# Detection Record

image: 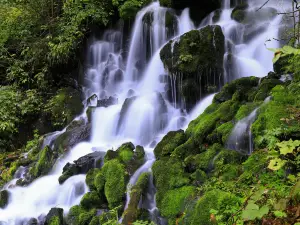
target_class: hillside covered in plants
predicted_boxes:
[0,0,299,225]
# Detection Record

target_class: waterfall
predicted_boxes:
[0,0,291,224]
[226,96,272,154]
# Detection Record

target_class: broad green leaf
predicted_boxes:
[277,139,300,155]
[273,210,287,218]
[258,205,269,218]
[242,209,258,221]
[245,203,259,210]
[268,158,286,171]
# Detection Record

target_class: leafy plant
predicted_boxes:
[268,139,300,171]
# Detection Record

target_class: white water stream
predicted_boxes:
[0,0,291,224]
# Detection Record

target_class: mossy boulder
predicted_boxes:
[67,205,97,225]
[102,159,127,208]
[160,26,225,109]
[80,191,105,210]
[59,152,103,184]
[231,3,249,23]
[184,144,220,173]
[45,87,83,130]
[44,208,64,225]
[122,172,150,225]
[0,190,9,209]
[188,190,242,225]
[154,130,186,159]
[105,143,145,175]
[31,146,55,178]
[152,158,190,210]
[53,123,91,154]
[231,5,277,24]
[160,186,195,224]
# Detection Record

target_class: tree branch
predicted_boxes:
[256,0,271,11]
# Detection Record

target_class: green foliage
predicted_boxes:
[45,87,83,129]
[160,186,195,219]
[119,0,150,20]
[32,145,54,177]
[101,159,126,208]
[267,139,300,171]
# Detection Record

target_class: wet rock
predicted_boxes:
[97,96,118,108]
[53,123,91,153]
[160,25,225,110]
[86,106,96,123]
[0,190,9,209]
[231,3,249,23]
[26,218,38,225]
[44,208,64,225]
[154,130,186,159]
[127,89,135,97]
[160,0,221,24]
[59,152,104,184]
[114,69,124,83]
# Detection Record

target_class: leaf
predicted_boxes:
[268,158,286,171]
[242,209,258,221]
[257,205,269,219]
[273,210,287,218]
[245,203,259,211]
[277,139,300,155]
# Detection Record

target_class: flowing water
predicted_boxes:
[227,96,272,154]
[0,0,291,224]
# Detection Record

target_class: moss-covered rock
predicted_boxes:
[231,3,248,23]
[154,130,186,159]
[153,158,190,210]
[67,205,97,225]
[53,123,91,154]
[85,168,101,191]
[188,190,241,225]
[0,190,9,209]
[160,26,225,109]
[32,146,55,178]
[102,159,127,208]
[122,172,150,225]
[160,186,195,223]
[44,208,64,225]
[80,191,105,210]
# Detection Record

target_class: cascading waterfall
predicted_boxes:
[226,96,272,154]
[0,0,291,224]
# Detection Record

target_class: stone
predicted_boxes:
[59,152,104,184]
[97,96,118,108]
[44,208,64,225]
[0,190,9,209]
[160,25,225,110]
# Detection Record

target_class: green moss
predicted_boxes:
[160,186,195,220]
[78,209,97,225]
[153,158,190,209]
[0,190,9,209]
[85,168,101,190]
[122,173,150,224]
[190,169,207,185]
[101,159,126,208]
[48,216,61,225]
[213,149,246,170]
[184,144,219,172]
[67,205,85,225]
[154,130,186,158]
[88,216,100,225]
[235,103,260,121]
[119,0,151,20]
[189,190,242,225]
[117,142,134,163]
[32,145,54,178]
[80,191,104,210]
[94,171,105,194]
